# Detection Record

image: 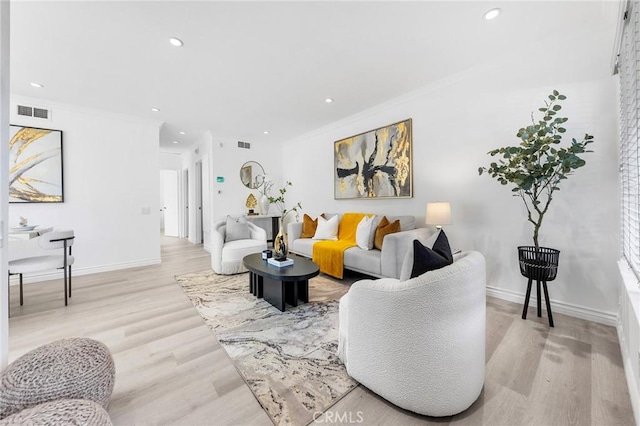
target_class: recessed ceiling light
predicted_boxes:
[30,82,44,88]
[483,8,501,20]
[169,37,184,47]
[325,98,334,103]
[179,131,186,135]
[151,107,160,112]
[263,131,269,135]
[172,141,179,144]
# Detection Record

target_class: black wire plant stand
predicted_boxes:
[518,246,560,327]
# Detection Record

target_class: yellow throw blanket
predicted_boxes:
[312,213,367,279]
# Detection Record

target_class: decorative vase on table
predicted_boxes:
[273,218,288,261]
[258,194,270,215]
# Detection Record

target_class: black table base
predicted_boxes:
[244,253,318,312]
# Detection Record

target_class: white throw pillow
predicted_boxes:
[399,229,441,281]
[368,215,382,249]
[356,215,377,250]
[225,215,250,242]
[313,215,339,241]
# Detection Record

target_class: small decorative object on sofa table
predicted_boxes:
[258,175,274,215]
[245,193,258,214]
[274,218,289,261]
[425,202,451,230]
[268,257,294,267]
[269,181,302,261]
[478,90,595,327]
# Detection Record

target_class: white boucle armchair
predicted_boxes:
[211,220,267,274]
[337,251,486,417]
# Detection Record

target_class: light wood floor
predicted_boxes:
[7,237,635,426]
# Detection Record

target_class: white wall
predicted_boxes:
[159,151,183,170]
[0,0,9,369]
[282,30,620,323]
[8,96,162,279]
[209,137,283,223]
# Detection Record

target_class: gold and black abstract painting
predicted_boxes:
[334,118,412,199]
[9,125,63,203]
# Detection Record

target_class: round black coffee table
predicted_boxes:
[243,253,320,312]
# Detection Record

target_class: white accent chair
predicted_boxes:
[211,220,267,274]
[337,251,486,417]
[8,229,75,308]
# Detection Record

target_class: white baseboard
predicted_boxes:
[203,243,211,253]
[486,285,617,326]
[617,323,640,426]
[9,257,161,285]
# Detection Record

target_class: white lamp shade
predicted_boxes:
[426,202,452,226]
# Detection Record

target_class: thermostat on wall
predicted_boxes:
[216,176,224,183]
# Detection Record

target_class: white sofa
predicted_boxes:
[287,215,434,279]
[337,251,486,417]
[211,220,267,274]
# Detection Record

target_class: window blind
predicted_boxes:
[619,1,640,277]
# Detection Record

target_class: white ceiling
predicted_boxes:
[9,1,619,153]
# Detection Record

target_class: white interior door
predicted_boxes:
[183,169,189,238]
[195,161,203,244]
[161,170,179,237]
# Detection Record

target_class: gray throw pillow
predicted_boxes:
[225,216,250,242]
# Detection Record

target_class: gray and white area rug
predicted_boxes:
[175,270,358,426]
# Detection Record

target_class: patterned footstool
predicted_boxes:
[0,399,112,426]
[0,338,115,419]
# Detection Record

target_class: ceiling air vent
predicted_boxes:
[17,105,33,117]
[237,141,251,149]
[16,104,51,120]
[33,108,49,119]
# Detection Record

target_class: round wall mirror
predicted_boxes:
[240,161,265,189]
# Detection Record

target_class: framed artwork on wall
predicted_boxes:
[334,118,413,199]
[9,125,64,203]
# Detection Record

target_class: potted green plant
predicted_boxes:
[478,90,595,326]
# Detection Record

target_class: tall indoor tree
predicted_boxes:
[478,90,595,248]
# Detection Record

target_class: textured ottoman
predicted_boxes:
[0,399,112,426]
[0,338,115,419]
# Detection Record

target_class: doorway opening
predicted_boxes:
[160,169,179,237]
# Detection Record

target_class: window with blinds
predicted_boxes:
[619,1,640,277]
